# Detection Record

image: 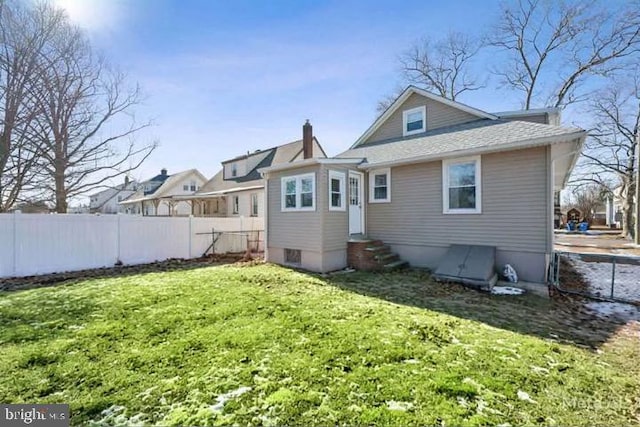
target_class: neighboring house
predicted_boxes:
[183,125,327,218]
[119,168,207,216]
[259,86,587,284]
[566,208,581,222]
[605,186,625,228]
[88,177,138,214]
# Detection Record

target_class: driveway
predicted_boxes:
[554,230,640,256]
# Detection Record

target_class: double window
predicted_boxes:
[369,168,390,203]
[328,171,346,211]
[281,173,315,211]
[443,156,481,214]
[402,106,426,136]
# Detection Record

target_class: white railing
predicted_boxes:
[0,213,264,278]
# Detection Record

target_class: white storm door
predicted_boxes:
[349,172,363,235]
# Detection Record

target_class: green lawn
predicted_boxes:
[0,263,638,426]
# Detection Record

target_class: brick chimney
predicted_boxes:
[303,119,313,159]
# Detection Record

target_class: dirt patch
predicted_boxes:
[0,253,263,292]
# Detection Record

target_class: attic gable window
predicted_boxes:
[231,164,238,177]
[402,106,426,136]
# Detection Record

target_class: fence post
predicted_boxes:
[610,257,616,299]
[188,215,193,259]
[12,211,18,276]
[117,214,121,263]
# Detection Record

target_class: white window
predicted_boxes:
[251,193,259,216]
[183,184,189,191]
[232,195,239,214]
[442,156,482,214]
[402,106,426,136]
[190,180,197,191]
[281,173,315,211]
[232,163,238,177]
[369,168,391,203]
[328,170,346,211]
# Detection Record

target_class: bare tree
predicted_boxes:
[378,32,484,112]
[567,184,608,223]
[487,0,640,109]
[573,71,639,236]
[0,1,63,212]
[400,32,484,101]
[34,17,156,213]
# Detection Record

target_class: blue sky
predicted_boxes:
[55,0,522,183]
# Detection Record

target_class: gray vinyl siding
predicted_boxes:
[267,165,323,252]
[366,146,550,254]
[267,164,350,253]
[322,165,350,252]
[364,93,479,145]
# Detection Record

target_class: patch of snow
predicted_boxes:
[585,301,640,321]
[570,257,640,301]
[210,386,252,413]
[386,401,414,411]
[530,365,550,375]
[517,390,537,404]
[491,286,525,295]
[100,405,125,417]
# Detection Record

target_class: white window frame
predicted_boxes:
[232,195,239,214]
[442,155,482,214]
[250,193,259,216]
[402,105,426,136]
[281,173,316,212]
[328,170,346,211]
[369,168,391,203]
[231,163,238,177]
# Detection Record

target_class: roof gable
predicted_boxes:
[351,86,497,149]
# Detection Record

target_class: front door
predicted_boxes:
[349,172,364,235]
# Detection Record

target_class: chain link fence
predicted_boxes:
[551,251,640,304]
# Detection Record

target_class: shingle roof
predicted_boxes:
[196,137,325,195]
[120,169,206,204]
[337,119,585,166]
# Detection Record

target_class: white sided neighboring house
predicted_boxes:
[119,168,208,216]
[89,177,138,214]
[182,124,327,218]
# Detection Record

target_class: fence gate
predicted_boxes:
[551,251,640,305]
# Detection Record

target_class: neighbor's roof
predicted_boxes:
[120,169,207,204]
[195,137,326,195]
[337,119,586,168]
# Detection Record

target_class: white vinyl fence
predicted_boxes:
[0,213,264,278]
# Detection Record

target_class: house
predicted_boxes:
[119,168,207,216]
[259,86,586,284]
[183,130,326,218]
[566,208,581,222]
[88,176,138,214]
